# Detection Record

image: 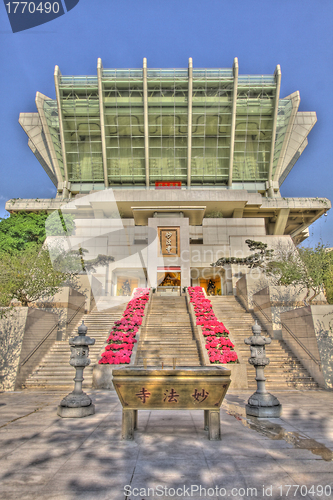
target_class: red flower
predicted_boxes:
[99,290,150,364]
[188,287,238,365]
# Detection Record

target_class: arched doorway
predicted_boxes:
[190,268,226,295]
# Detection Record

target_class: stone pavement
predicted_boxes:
[0,388,332,500]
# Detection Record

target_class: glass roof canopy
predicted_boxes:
[19,59,316,197]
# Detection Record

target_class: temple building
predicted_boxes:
[7,58,330,300]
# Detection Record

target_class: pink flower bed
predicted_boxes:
[188,286,238,364]
[99,288,150,365]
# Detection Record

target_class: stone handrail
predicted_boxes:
[130,289,153,366]
[19,322,58,368]
[185,289,210,366]
[66,300,86,327]
[18,299,86,369]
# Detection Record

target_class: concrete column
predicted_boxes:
[187,57,193,188]
[143,58,150,188]
[54,65,69,184]
[233,207,244,218]
[97,58,109,188]
[228,57,238,187]
[267,65,281,196]
[273,208,290,235]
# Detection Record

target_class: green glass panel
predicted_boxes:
[102,75,145,185]
[232,81,275,182]
[190,76,233,184]
[60,85,103,183]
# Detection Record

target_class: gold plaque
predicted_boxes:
[158,227,180,256]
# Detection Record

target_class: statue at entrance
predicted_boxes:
[207,280,215,296]
[121,280,131,296]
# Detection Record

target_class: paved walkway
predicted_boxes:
[0,388,332,500]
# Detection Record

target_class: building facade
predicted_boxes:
[8,59,330,303]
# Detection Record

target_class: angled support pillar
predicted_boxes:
[97,58,109,188]
[143,58,150,188]
[267,65,281,197]
[273,208,290,235]
[54,66,69,192]
[228,57,238,187]
[187,57,193,188]
[273,91,300,184]
[35,92,64,187]
[233,208,244,218]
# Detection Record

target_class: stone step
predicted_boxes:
[139,342,197,346]
[137,354,198,358]
[134,295,201,367]
[209,296,318,390]
[24,304,127,389]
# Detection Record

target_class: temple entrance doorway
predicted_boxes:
[157,271,181,287]
[200,277,221,296]
[116,277,139,296]
[156,267,181,295]
[191,268,225,295]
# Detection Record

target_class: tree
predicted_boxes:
[211,239,274,269]
[0,245,79,308]
[0,210,75,254]
[323,250,333,304]
[0,244,115,309]
[0,211,113,311]
[0,211,48,254]
[211,239,333,305]
[268,243,333,305]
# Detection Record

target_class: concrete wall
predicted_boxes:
[236,273,270,310]
[202,218,266,246]
[252,285,327,339]
[0,307,59,391]
[280,306,328,388]
[75,274,101,312]
[0,308,28,391]
[251,287,275,338]
[310,305,333,390]
[36,286,86,340]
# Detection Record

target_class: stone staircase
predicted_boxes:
[24,304,127,389]
[209,296,318,390]
[135,295,201,367]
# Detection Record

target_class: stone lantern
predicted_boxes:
[244,321,282,418]
[57,321,95,418]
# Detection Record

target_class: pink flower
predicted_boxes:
[188,286,238,365]
[99,289,150,365]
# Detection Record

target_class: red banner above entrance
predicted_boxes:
[155,181,181,189]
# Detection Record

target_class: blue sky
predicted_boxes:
[1,0,332,245]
